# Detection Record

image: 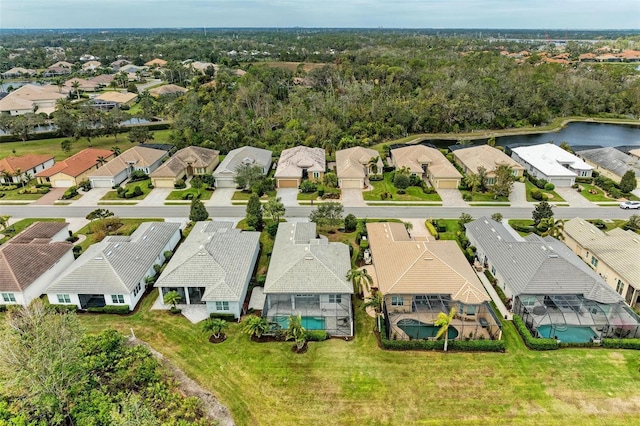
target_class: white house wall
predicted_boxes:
[206,300,241,318]
[46,292,82,307]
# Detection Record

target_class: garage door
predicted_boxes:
[215,178,237,188]
[436,179,459,189]
[549,177,573,188]
[153,178,175,188]
[90,178,113,188]
[340,179,362,189]
[53,179,73,188]
[277,179,298,188]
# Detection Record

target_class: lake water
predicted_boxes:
[0,118,150,135]
[0,81,43,92]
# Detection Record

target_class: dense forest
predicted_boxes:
[1,30,640,153]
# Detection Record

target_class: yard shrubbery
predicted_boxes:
[602,338,640,350]
[305,330,329,341]
[381,338,505,352]
[513,315,559,350]
[87,305,130,314]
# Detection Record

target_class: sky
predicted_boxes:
[1,0,639,30]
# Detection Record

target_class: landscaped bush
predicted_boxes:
[62,186,78,199]
[78,180,92,191]
[305,330,329,341]
[602,339,640,350]
[607,187,623,199]
[209,313,236,321]
[317,187,325,197]
[299,180,317,193]
[87,305,130,314]
[129,170,149,182]
[575,177,593,184]
[266,222,279,238]
[0,305,6,312]
[0,185,18,191]
[436,220,447,232]
[513,315,558,350]
[170,307,182,314]
[544,183,555,191]
[590,219,606,229]
[393,173,410,190]
[344,214,357,232]
[199,174,215,187]
[425,220,439,239]
[530,189,544,201]
[449,340,505,352]
[47,304,78,313]
[66,235,79,243]
[368,174,383,181]
[256,275,266,285]
[174,179,186,189]
[462,193,472,201]
[381,338,505,352]
[359,239,369,250]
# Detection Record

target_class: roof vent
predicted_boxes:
[541,246,547,251]
[94,256,103,260]
[304,254,314,260]
[548,254,559,258]
[106,251,113,256]
[114,243,120,248]
[423,257,433,261]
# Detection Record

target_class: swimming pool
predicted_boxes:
[397,318,459,340]
[536,325,597,343]
[273,316,326,330]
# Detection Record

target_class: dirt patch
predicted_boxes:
[128,336,235,426]
[547,388,640,415]
[208,334,227,344]
[291,341,308,354]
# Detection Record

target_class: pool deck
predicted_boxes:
[389,313,494,341]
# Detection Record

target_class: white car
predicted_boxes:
[620,201,640,209]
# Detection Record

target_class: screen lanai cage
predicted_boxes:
[263,293,353,337]
[383,294,503,342]
[516,294,640,343]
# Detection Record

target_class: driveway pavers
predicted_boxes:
[554,187,595,208]
[206,188,235,206]
[341,188,366,207]
[276,188,299,207]
[30,188,66,205]
[437,189,469,207]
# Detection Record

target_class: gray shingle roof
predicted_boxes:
[264,222,352,294]
[48,222,180,294]
[466,217,621,304]
[213,146,272,178]
[576,147,640,178]
[154,221,260,301]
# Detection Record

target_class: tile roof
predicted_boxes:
[145,58,168,66]
[453,145,524,174]
[48,222,180,294]
[94,91,138,104]
[64,78,100,91]
[89,74,115,85]
[0,222,73,292]
[335,147,382,179]
[148,84,187,97]
[563,218,640,288]
[264,222,352,294]
[391,145,461,179]
[213,146,272,178]
[88,146,166,178]
[155,221,260,302]
[576,147,640,179]
[511,143,592,177]
[36,148,113,178]
[150,146,219,178]
[367,222,489,304]
[629,148,640,159]
[0,84,67,112]
[274,146,326,178]
[466,217,621,304]
[0,154,54,174]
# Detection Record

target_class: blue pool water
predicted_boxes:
[397,318,459,340]
[537,325,597,343]
[274,316,326,330]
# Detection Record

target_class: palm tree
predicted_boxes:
[540,218,565,239]
[363,291,384,331]
[55,78,64,93]
[13,168,24,188]
[71,80,81,100]
[0,215,10,231]
[464,173,482,193]
[0,170,13,184]
[242,315,270,339]
[396,166,411,176]
[346,268,374,297]
[56,97,72,111]
[286,314,306,351]
[435,307,456,352]
[97,156,107,166]
[111,146,121,157]
[264,197,285,223]
[163,290,182,309]
[368,156,380,176]
[202,318,229,340]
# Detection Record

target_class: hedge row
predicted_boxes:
[48,304,79,313]
[381,338,505,352]
[209,313,236,321]
[305,330,329,341]
[513,315,558,350]
[87,305,130,314]
[602,339,640,350]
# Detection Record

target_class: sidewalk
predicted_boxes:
[476,270,512,320]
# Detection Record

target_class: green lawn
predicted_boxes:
[578,183,640,202]
[101,179,152,200]
[460,190,509,202]
[525,180,566,202]
[1,130,172,161]
[75,291,640,426]
[0,218,65,244]
[75,218,164,253]
[236,218,276,276]
[232,190,277,201]
[363,173,442,202]
[166,187,214,201]
[434,219,463,241]
[0,180,47,200]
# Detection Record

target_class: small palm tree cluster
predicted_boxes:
[202,318,228,341]
[346,268,373,297]
[286,314,306,351]
[435,307,457,352]
[242,315,270,339]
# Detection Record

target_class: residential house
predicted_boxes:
[1,67,36,78]
[118,64,147,74]
[145,58,167,67]
[263,222,353,336]
[88,146,168,188]
[155,221,260,319]
[0,84,67,116]
[629,148,640,160]
[82,60,102,72]
[187,61,218,74]
[274,146,325,188]
[0,222,74,307]
[367,222,501,341]
[91,91,138,110]
[88,74,116,87]
[0,154,55,183]
[150,146,219,188]
[335,146,383,189]
[148,84,187,98]
[110,59,131,70]
[576,147,640,187]
[466,217,640,342]
[452,145,525,185]
[35,148,114,187]
[46,222,181,311]
[511,143,592,187]
[213,146,272,188]
[562,218,640,310]
[49,61,74,69]
[65,78,101,92]
[79,54,98,62]
[43,62,72,77]
[390,145,462,189]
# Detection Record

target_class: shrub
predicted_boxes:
[170,307,182,314]
[513,315,558,350]
[608,187,623,199]
[256,275,267,286]
[0,185,18,191]
[317,187,325,197]
[590,219,606,229]
[266,222,279,238]
[575,177,593,184]
[0,305,6,312]
[393,173,410,190]
[200,174,215,186]
[422,186,436,194]
[425,220,439,239]
[78,180,92,191]
[62,186,78,200]
[182,192,194,200]
[436,220,447,232]
[209,313,236,321]
[396,189,405,194]
[602,339,640,350]
[381,338,505,352]
[147,182,154,189]
[300,180,317,193]
[129,170,149,182]
[368,174,383,181]
[535,178,548,189]
[87,305,130,314]
[66,235,79,243]
[174,179,186,189]
[530,189,543,201]
[359,239,369,250]
[544,183,555,191]
[47,304,78,313]
[305,330,329,341]
[462,193,472,201]
[344,214,357,232]
[132,185,143,197]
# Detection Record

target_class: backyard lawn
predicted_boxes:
[166,187,214,201]
[0,217,65,244]
[363,173,442,202]
[101,179,153,200]
[525,180,566,202]
[76,291,640,426]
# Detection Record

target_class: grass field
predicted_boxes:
[102,179,153,200]
[363,173,442,202]
[232,190,277,201]
[0,130,172,161]
[76,291,640,426]
[166,187,214,201]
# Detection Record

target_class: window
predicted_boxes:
[133,283,142,297]
[512,170,519,177]
[111,295,125,304]
[581,171,589,177]
[486,177,495,185]
[391,296,404,306]
[215,301,230,311]
[491,266,496,275]
[591,257,598,268]
[329,294,341,303]
[312,172,320,178]
[616,280,625,295]
[585,251,589,258]
[57,294,71,303]
[1,293,16,303]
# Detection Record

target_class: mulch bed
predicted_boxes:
[208,334,227,344]
[291,341,308,354]
[250,334,285,343]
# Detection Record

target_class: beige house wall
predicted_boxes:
[384,294,413,314]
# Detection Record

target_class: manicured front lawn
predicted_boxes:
[0,218,65,244]
[0,179,48,200]
[525,180,565,202]
[101,179,152,200]
[460,190,509,202]
[435,219,463,241]
[363,173,442,202]
[166,187,214,201]
[578,183,640,202]
[75,217,164,253]
[76,290,640,426]
[232,190,277,201]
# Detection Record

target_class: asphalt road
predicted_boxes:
[1,204,636,221]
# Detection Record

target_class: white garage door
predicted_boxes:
[53,179,73,188]
[340,179,362,189]
[215,178,237,188]
[549,177,574,188]
[90,178,113,188]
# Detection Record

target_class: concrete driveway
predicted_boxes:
[137,188,173,206]
[70,187,111,206]
[554,187,595,207]
[509,182,530,207]
[277,188,299,207]
[341,189,366,207]
[206,188,235,206]
[437,189,468,207]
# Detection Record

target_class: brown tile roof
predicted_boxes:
[0,154,54,174]
[148,84,187,97]
[367,222,489,304]
[145,58,167,66]
[9,222,68,244]
[94,91,138,104]
[36,148,114,178]
[453,145,524,175]
[150,146,219,178]
[88,146,166,178]
[336,147,382,179]
[391,145,461,179]
[89,74,115,85]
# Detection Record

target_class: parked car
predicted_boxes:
[619,201,640,209]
